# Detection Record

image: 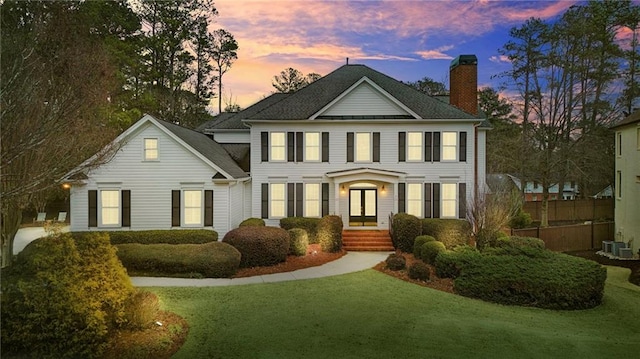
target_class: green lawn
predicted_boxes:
[151,267,639,359]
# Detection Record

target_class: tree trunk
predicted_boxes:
[541,182,550,228]
[1,204,23,267]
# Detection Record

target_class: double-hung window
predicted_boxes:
[183,190,202,226]
[270,132,286,161]
[270,183,286,218]
[304,183,321,217]
[406,183,422,217]
[89,189,130,228]
[144,138,158,161]
[100,190,120,226]
[305,133,320,161]
[407,132,423,161]
[441,183,457,218]
[355,133,371,162]
[442,132,457,161]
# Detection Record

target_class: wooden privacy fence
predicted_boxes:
[523,198,613,222]
[511,221,615,252]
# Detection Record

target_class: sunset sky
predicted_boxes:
[212,0,579,111]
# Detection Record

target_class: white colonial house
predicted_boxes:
[611,110,640,256]
[65,55,488,238]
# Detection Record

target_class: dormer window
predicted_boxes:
[144,138,158,161]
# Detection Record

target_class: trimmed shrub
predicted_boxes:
[280,217,321,243]
[317,215,343,253]
[116,241,241,277]
[420,240,447,265]
[74,229,218,245]
[385,253,406,270]
[509,208,533,229]
[413,235,436,257]
[454,252,607,310]
[421,219,471,248]
[475,228,501,251]
[1,232,133,358]
[434,246,482,279]
[391,213,422,252]
[408,261,431,281]
[240,218,265,227]
[497,236,545,250]
[124,290,160,330]
[223,226,290,267]
[288,228,309,256]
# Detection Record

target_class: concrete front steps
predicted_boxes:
[342,230,394,251]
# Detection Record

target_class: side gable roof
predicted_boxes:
[198,93,291,132]
[611,110,640,129]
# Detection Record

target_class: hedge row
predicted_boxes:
[421,219,471,249]
[239,218,265,227]
[73,229,218,245]
[116,241,241,278]
[288,228,309,256]
[280,217,320,243]
[223,226,289,267]
[1,233,134,358]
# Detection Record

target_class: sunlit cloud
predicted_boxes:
[489,55,510,64]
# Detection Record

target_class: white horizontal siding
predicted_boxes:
[213,131,250,144]
[322,83,409,116]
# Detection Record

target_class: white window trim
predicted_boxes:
[304,132,321,162]
[143,138,159,161]
[636,128,640,151]
[442,132,458,162]
[270,132,286,162]
[441,183,458,218]
[616,131,622,157]
[270,183,286,219]
[355,132,372,163]
[304,183,321,218]
[406,183,422,217]
[182,189,203,227]
[99,189,121,227]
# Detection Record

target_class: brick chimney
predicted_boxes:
[449,54,478,116]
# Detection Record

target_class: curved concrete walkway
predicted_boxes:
[14,227,391,287]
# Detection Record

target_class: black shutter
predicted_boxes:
[295,183,303,217]
[205,190,214,226]
[433,183,440,218]
[287,183,295,217]
[261,184,269,219]
[424,183,432,218]
[171,190,180,227]
[398,183,406,213]
[322,132,329,162]
[425,132,432,162]
[296,132,303,162]
[459,132,467,162]
[347,132,354,162]
[398,132,406,162]
[122,190,131,227]
[322,183,329,216]
[458,183,467,219]
[433,132,441,162]
[261,132,269,162]
[287,132,295,162]
[88,190,97,227]
[373,132,380,162]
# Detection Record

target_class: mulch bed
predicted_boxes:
[373,252,455,294]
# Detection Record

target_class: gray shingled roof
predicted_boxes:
[611,110,640,129]
[200,64,484,132]
[155,118,248,179]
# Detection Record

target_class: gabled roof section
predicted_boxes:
[244,64,480,121]
[611,110,640,129]
[152,116,248,179]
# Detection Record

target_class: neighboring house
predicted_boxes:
[66,55,488,236]
[611,110,640,254]
[522,181,579,201]
[592,185,613,199]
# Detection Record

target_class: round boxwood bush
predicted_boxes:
[1,232,133,358]
[454,252,607,310]
[385,253,406,271]
[317,215,343,253]
[408,261,431,281]
[420,240,446,264]
[280,217,321,243]
[434,246,482,279]
[116,241,241,278]
[288,228,309,256]
[222,226,290,267]
[239,218,266,227]
[392,213,422,252]
[413,235,436,257]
